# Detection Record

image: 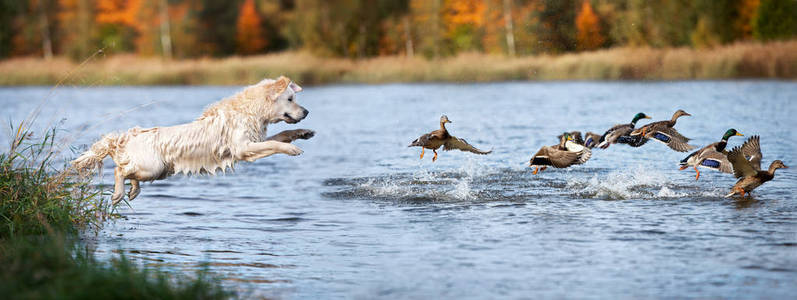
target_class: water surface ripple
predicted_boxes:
[1,81,796,299]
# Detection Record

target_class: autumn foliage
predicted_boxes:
[1,0,795,60]
[575,0,604,51]
[236,0,266,55]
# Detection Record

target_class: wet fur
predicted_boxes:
[72,76,311,205]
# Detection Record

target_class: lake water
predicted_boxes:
[1,81,796,299]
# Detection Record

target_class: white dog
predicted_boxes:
[72,76,314,205]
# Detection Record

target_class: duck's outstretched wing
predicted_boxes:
[728,145,758,178]
[647,127,695,152]
[737,135,762,170]
[564,141,591,164]
[530,146,580,168]
[443,136,491,154]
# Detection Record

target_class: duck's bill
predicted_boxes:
[644,116,651,119]
[736,132,744,136]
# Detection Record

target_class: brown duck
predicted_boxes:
[630,109,695,152]
[529,132,591,174]
[409,115,492,162]
[725,136,788,197]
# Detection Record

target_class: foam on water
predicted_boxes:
[566,165,684,200]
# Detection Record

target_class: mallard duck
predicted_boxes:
[558,131,602,149]
[584,132,602,149]
[558,131,584,145]
[629,109,696,152]
[408,115,492,162]
[725,136,788,197]
[596,112,651,149]
[529,132,591,174]
[678,128,744,180]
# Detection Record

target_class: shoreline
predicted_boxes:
[1,40,795,86]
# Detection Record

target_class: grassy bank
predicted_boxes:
[0,125,233,299]
[1,40,795,86]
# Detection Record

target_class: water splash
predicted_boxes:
[566,165,685,200]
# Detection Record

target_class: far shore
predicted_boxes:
[1,40,795,86]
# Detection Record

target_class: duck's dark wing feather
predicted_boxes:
[728,145,758,178]
[443,136,491,154]
[737,135,762,170]
[647,127,695,152]
[530,145,580,168]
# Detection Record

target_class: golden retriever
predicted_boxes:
[72,76,313,205]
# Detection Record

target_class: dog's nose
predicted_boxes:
[302,108,309,117]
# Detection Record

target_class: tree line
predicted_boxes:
[2,0,795,61]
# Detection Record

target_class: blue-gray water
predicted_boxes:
[1,81,796,299]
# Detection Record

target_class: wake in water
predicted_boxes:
[325,162,728,202]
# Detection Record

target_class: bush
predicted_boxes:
[0,124,234,299]
[753,0,797,41]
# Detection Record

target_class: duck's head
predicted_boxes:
[771,160,789,170]
[673,109,691,119]
[722,128,744,140]
[440,115,452,124]
[632,112,651,123]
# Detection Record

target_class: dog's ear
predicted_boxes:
[263,77,290,101]
[290,82,302,93]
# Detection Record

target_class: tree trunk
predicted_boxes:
[39,1,52,60]
[159,0,173,60]
[403,16,414,57]
[503,0,516,57]
[433,0,440,58]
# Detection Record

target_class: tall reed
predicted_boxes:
[1,40,795,86]
[0,124,234,299]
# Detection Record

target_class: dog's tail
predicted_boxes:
[72,133,121,175]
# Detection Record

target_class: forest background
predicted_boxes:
[1,0,795,85]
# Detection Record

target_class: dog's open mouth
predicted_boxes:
[283,113,300,124]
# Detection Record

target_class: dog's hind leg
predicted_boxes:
[240,141,303,162]
[111,167,126,205]
[128,179,140,201]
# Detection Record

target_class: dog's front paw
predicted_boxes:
[296,129,315,140]
[282,144,304,156]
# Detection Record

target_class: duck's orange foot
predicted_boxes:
[432,150,438,162]
[533,166,539,175]
[420,148,425,159]
[694,166,700,181]
[679,165,688,170]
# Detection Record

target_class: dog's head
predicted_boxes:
[258,76,309,124]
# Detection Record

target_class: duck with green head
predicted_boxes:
[679,128,744,180]
[596,112,651,149]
